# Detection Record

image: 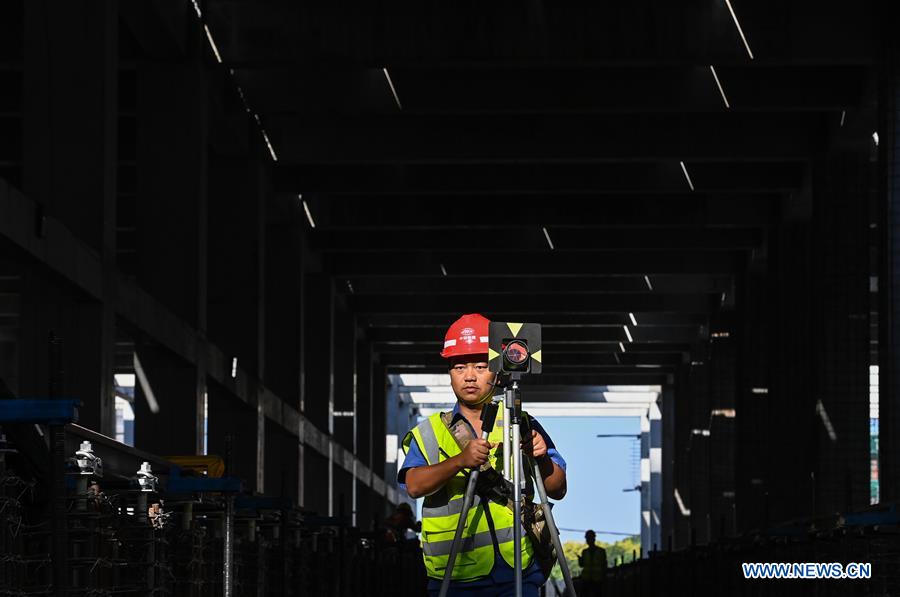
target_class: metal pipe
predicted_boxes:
[502,397,510,483]
[76,477,88,511]
[49,332,67,597]
[338,496,345,597]
[511,416,523,597]
[224,495,234,597]
[182,502,193,531]
[137,492,148,524]
[531,458,576,596]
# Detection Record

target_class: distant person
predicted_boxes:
[385,502,421,544]
[577,530,607,596]
[384,502,426,596]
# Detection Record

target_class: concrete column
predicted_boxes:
[23,0,117,253]
[298,443,306,508]
[264,199,303,405]
[264,197,304,502]
[687,349,711,544]
[354,337,374,528]
[265,421,297,501]
[135,26,206,328]
[332,294,355,451]
[134,18,207,451]
[296,226,311,507]
[302,273,333,513]
[372,361,388,517]
[21,0,117,435]
[133,343,197,456]
[809,155,871,515]
[256,400,265,495]
[207,155,267,376]
[649,399,662,553]
[669,364,693,550]
[18,275,107,422]
[350,315,359,525]
[356,336,373,469]
[256,171,267,497]
[206,151,269,491]
[735,262,771,533]
[0,258,19,395]
[303,448,330,515]
[707,311,736,541]
[327,280,335,516]
[880,30,900,502]
[385,377,401,488]
[303,274,332,429]
[766,220,816,524]
[660,383,676,550]
[207,381,257,483]
[639,409,651,556]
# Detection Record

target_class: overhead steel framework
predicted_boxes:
[0,0,892,578]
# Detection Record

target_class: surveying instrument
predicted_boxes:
[438,322,577,597]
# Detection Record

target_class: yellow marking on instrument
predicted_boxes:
[507,322,523,336]
[531,350,542,363]
[488,348,500,361]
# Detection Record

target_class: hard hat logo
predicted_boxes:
[440,314,491,359]
[460,326,477,345]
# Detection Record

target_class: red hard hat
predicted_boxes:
[440,313,490,359]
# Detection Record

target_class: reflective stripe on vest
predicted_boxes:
[422,526,515,557]
[422,494,481,519]
[404,410,534,582]
[413,418,440,465]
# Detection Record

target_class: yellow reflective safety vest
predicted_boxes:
[402,409,534,581]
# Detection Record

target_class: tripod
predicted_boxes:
[438,377,577,597]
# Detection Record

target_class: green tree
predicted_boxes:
[604,535,641,566]
[549,535,641,580]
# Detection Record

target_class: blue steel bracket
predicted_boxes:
[165,465,242,493]
[843,503,900,527]
[0,399,80,425]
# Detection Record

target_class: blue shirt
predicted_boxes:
[397,403,566,590]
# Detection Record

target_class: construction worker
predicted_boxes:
[398,313,567,596]
[576,530,607,596]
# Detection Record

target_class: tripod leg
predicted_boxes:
[511,422,523,597]
[437,466,481,597]
[529,456,577,597]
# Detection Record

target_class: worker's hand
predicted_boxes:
[458,438,491,469]
[522,430,548,459]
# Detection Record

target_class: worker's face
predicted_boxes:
[585,533,595,545]
[448,355,496,406]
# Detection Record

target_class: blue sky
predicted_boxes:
[537,415,642,545]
